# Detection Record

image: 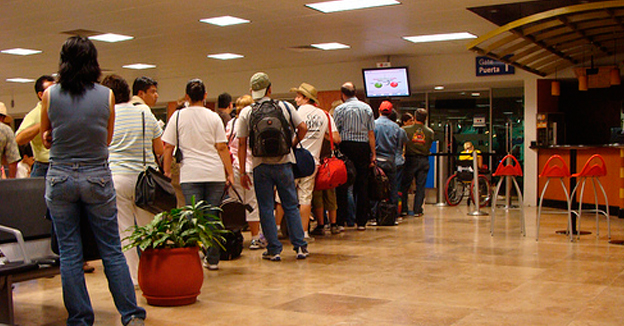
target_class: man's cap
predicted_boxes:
[379,101,393,114]
[0,102,12,123]
[289,82,319,104]
[250,72,271,100]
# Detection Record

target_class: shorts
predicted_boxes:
[312,188,337,211]
[275,169,317,206]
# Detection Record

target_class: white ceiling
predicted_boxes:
[0,0,528,103]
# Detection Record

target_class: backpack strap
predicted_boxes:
[282,101,302,149]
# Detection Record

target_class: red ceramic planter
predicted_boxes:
[138,246,204,306]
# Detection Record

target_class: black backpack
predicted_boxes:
[249,100,292,157]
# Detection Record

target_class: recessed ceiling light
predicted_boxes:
[434,86,445,90]
[1,48,42,56]
[311,42,350,50]
[208,53,244,60]
[306,0,400,13]
[89,33,134,43]
[403,32,477,44]
[200,16,250,26]
[6,78,35,83]
[123,63,156,70]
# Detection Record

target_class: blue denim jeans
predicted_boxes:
[30,161,49,177]
[45,163,145,326]
[401,156,430,215]
[181,182,225,265]
[253,163,306,255]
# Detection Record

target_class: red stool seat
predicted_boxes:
[493,154,523,177]
[539,154,571,178]
[571,154,606,178]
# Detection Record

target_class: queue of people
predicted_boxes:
[0,36,435,326]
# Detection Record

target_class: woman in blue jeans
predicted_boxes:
[162,79,234,271]
[40,36,145,326]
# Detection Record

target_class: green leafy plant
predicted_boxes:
[123,198,227,251]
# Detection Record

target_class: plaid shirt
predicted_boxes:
[1,123,20,164]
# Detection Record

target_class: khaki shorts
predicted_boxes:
[312,188,337,211]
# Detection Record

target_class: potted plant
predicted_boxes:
[123,198,226,306]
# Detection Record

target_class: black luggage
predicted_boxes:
[376,200,397,226]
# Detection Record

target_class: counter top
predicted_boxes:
[530,144,624,150]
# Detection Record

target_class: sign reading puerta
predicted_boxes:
[476,56,515,76]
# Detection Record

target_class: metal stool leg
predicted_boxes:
[490,178,504,236]
[536,178,551,241]
[511,176,525,236]
[593,177,611,239]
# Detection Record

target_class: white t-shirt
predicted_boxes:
[236,98,303,169]
[162,106,227,183]
[297,104,336,165]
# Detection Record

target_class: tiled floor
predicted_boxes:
[12,204,624,325]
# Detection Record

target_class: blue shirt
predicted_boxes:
[396,128,408,166]
[374,115,404,160]
[48,84,110,163]
[334,97,374,143]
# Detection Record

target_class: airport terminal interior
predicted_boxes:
[13,205,624,326]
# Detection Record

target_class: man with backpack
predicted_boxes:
[236,72,309,261]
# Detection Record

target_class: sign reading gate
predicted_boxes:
[476,56,515,76]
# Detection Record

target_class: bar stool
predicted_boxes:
[490,154,525,236]
[569,154,610,240]
[536,155,573,241]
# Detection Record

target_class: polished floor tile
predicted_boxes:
[11,203,624,325]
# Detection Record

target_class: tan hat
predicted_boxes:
[0,102,12,123]
[250,72,271,100]
[289,82,319,104]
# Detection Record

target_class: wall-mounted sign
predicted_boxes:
[476,56,515,76]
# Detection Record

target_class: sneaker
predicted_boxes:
[249,238,267,250]
[414,212,424,217]
[310,225,326,236]
[330,225,341,235]
[262,251,281,261]
[356,226,366,231]
[397,216,403,223]
[369,220,377,226]
[126,317,145,326]
[338,226,345,232]
[295,247,309,259]
[207,264,219,271]
[400,212,408,217]
[201,256,210,268]
[304,235,315,243]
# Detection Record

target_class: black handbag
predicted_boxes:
[135,112,177,214]
[369,165,391,201]
[335,149,356,188]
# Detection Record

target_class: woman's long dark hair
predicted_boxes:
[58,36,101,95]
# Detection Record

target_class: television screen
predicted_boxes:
[362,66,411,98]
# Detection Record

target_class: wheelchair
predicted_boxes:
[444,160,491,207]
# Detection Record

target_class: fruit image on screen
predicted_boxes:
[362,67,410,97]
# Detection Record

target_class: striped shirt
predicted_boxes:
[334,97,375,142]
[108,103,163,174]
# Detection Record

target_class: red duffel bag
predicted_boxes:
[315,111,347,191]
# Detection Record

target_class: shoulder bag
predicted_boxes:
[314,111,348,190]
[135,112,178,214]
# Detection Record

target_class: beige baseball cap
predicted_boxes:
[250,72,271,100]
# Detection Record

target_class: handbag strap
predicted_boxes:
[176,110,181,152]
[227,117,238,146]
[283,101,304,149]
[141,111,146,169]
[323,110,335,152]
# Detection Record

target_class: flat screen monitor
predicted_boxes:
[362,66,411,98]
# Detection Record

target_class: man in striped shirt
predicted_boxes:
[333,82,376,230]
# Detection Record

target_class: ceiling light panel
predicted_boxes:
[6,78,35,83]
[123,63,156,70]
[89,33,134,43]
[200,16,250,26]
[403,32,477,43]
[306,0,400,13]
[311,42,350,50]
[208,53,244,60]
[1,48,42,56]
